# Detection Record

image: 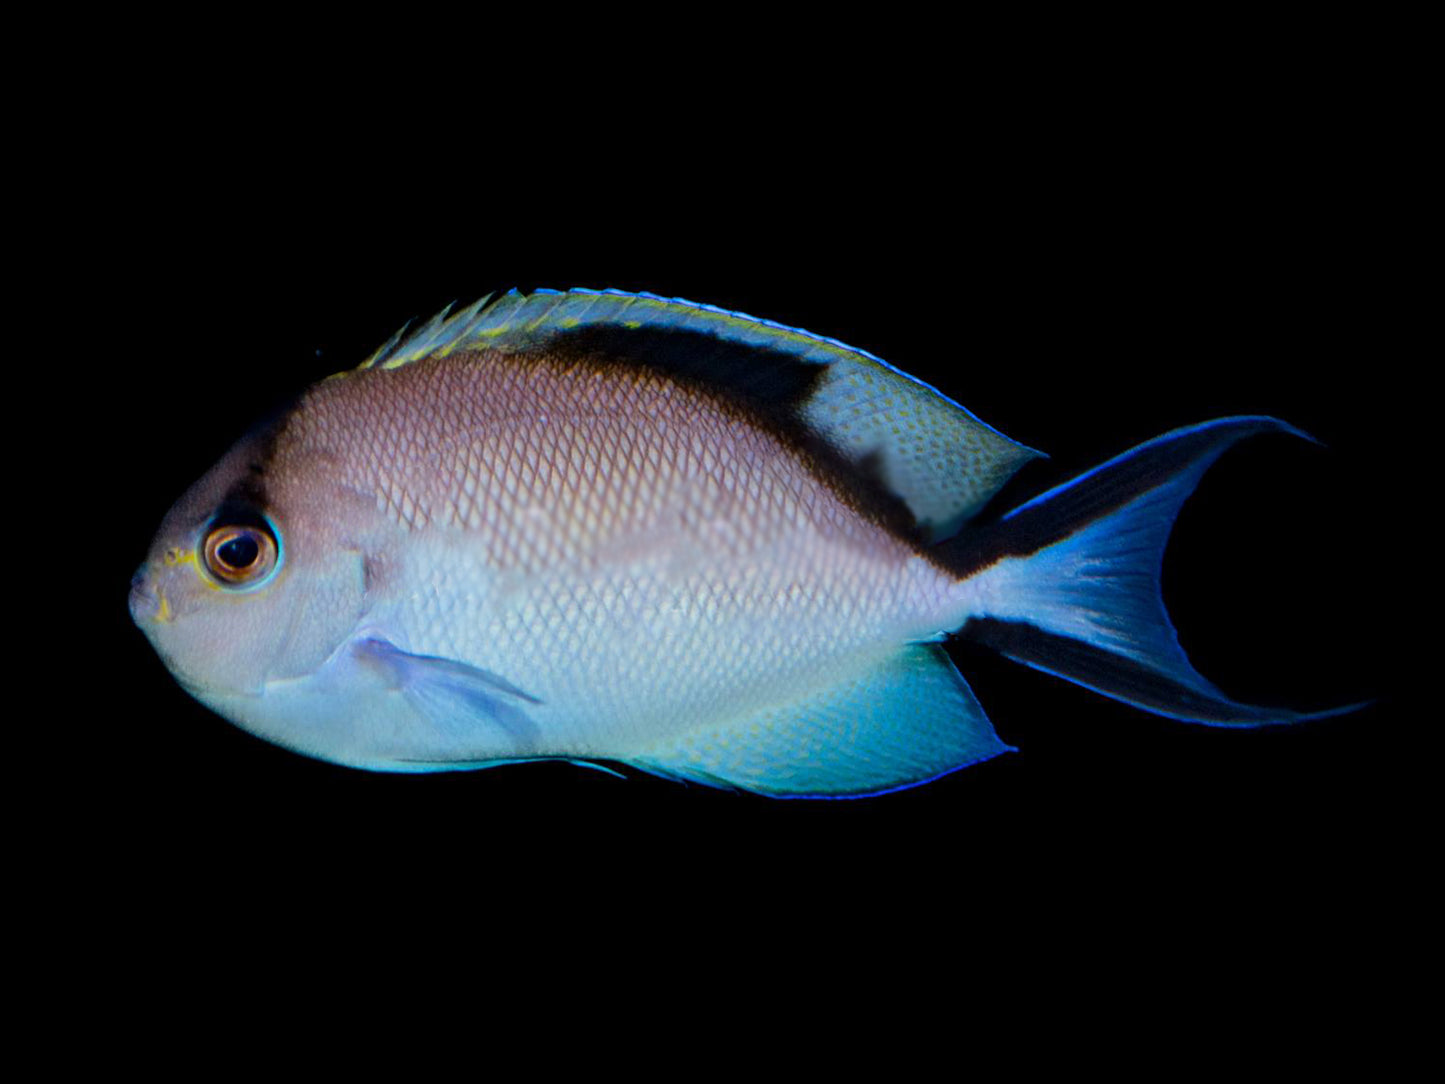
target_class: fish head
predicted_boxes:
[130,421,372,708]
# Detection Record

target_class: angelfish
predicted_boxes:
[130,288,1352,796]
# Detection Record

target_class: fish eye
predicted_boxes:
[201,518,280,588]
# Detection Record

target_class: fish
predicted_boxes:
[129,287,1359,797]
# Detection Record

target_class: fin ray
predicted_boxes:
[629,645,1013,797]
[352,637,542,750]
[358,288,1042,538]
[954,417,1354,726]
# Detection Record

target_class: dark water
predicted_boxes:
[67,121,1405,961]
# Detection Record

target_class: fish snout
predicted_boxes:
[128,566,167,624]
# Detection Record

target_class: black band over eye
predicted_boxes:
[202,516,280,588]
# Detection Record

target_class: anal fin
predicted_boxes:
[629,645,1012,798]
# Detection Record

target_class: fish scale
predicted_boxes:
[131,288,1360,794]
[284,350,950,756]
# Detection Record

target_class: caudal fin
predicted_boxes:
[948,416,1362,726]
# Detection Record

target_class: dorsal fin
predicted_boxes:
[359,288,1043,539]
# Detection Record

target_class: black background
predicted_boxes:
[65,57,1411,955]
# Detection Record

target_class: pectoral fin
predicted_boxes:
[352,637,542,753]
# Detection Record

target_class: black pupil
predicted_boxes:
[218,533,260,569]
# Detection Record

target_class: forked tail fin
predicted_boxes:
[949,416,1363,726]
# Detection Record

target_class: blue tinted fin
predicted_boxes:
[953,417,1364,726]
[358,287,1041,540]
[352,637,542,751]
[387,755,628,778]
[628,645,1013,798]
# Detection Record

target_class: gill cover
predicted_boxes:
[132,423,369,700]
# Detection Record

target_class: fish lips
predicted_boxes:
[128,566,163,624]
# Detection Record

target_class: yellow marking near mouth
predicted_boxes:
[155,590,173,623]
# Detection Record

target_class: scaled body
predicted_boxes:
[274,349,958,764]
[131,289,1348,795]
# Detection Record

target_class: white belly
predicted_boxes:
[384,512,964,759]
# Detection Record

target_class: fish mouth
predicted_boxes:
[128,567,163,624]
